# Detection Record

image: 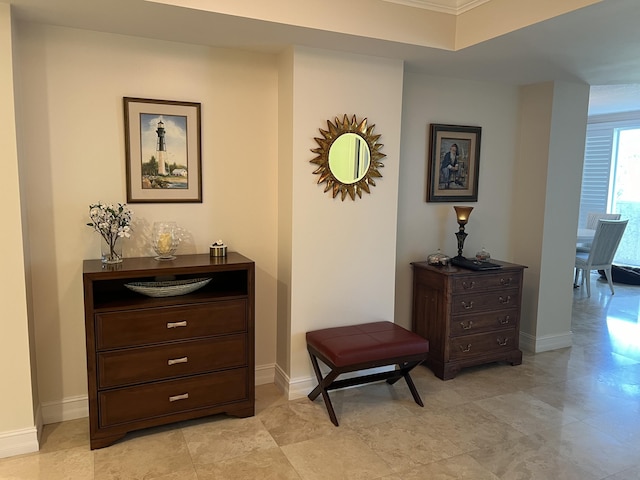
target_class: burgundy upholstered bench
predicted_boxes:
[306,321,429,426]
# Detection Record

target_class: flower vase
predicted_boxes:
[101,237,123,264]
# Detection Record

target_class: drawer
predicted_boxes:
[98,334,247,388]
[450,309,519,337]
[96,299,246,350]
[451,288,520,315]
[449,330,517,360]
[452,272,521,293]
[99,368,248,427]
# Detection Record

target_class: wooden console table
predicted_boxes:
[83,252,254,449]
[411,259,525,380]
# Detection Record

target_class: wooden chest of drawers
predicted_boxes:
[83,253,254,449]
[411,260,525,380]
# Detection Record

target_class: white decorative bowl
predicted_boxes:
[124,277,211,297]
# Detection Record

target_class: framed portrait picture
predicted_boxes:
[426,124,482,202]
[124,97,202,203]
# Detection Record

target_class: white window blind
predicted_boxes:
[580,112,640,227]
[579,123,613,227]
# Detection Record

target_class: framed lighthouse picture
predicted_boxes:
[124,97,202,203]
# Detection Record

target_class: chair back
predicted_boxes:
[585,212,621,229]
[587,219,628,268]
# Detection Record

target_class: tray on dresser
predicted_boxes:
[451,257,503,271]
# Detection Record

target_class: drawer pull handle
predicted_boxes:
[168,356,188,366]
[500,278,513,286]
[167,321,187,329]
[460,344,472,353]
[169,393,189,402]
[497,338,509,346]
[460,320,474,330]
[461,301,474,310]
[499,315,511,325]
[462,281,475,290]
[498,296,511,305]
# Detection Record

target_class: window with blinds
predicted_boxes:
[579,123,614,227]
[580,112,640,266]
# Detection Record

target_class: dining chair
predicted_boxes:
[574,219,628,297]
[576,212,622,253]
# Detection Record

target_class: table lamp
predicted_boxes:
[453,206,473,258]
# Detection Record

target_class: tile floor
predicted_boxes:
[1,273,639,479]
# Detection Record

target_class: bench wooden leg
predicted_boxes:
[308,353,426,426]
[307,352,340,426]
[385,361,424,407]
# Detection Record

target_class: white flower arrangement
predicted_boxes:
[87,202,133,262]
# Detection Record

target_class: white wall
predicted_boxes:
[14,23,279,422]
[395,72,520,329]
[0,4,38,457]
[513,82,589,352]
[283,47,404,395]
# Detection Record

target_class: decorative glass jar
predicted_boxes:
[475,247,491,262]
[427,249,451,266]
[152,221,179,260]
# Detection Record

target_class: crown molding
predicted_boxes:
[382,0,490,15]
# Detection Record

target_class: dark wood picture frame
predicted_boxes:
[426,123,482,202]
[124,97,202,203]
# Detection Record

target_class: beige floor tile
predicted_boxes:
[469,433,601,480]
[607,464,640,479]
[416,402,524,452]
[355,415,463,472]
[93,428,192,480]
[379,454,501,480]
[326,382,419,429]
[255,382,289,414]
[583,404,640,447]
[526,373,637,421]
[425,365,516,402]
[181,415,278,464]
[38,417,90,453]
[281,430,392,480]
[473,391,580,435]
[536,420,640,477]
[258,398,338,446]
[0,446,93,480]
[194,447,301,479]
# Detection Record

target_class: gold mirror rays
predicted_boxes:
[310,115,386,201]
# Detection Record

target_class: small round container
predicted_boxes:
[210,243,227,257]
[427,249,451,266]
[475,247,491,262]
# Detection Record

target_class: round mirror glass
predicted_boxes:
[328,133,371,184]
[310,114,386,201]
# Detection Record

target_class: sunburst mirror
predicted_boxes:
[310,114,386,201]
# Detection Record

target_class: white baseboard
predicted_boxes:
[40,395,88,425]
[520,330,573,353]
[255,363,275,385]
[274,363,395,401]
[0,427,39,459]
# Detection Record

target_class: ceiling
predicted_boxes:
[6,0,640,115]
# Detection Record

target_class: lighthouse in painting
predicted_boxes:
[156,118,168,175]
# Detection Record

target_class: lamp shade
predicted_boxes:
[454,206,474,225]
